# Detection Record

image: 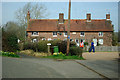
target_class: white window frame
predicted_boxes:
[80,32,85,37]
[59,22,64,24]
[80,39,85,42]
[75,39,79,43]
[99,39,103,45]
[63,38,67,41]
[48,38,52,41]
[53,32,57,37]
[72,32,76,34]
[32,32,39,36]
[75,39,79,46]
[42,38,46,41]
[98,32,103,37]
[64,32,67,37]
[70,39,73,42]
[32,38,37,43]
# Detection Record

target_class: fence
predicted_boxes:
[85,46,119,52]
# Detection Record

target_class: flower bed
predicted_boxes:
[0,51,20,58]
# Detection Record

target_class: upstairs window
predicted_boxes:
[53,32,57,37]
[80,32,85,37]
[72,32,76,34]
[32,32,38,36]
[64,32,67,37]
[99,32,103,37]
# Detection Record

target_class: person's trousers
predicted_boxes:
[89,46,95,52]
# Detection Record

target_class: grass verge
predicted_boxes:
[41,55,85,60]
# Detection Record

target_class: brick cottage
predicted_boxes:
[26,11,113,46]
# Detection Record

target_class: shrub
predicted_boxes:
[37,40,48,52]
[69,47,83,57]
[20,50,34,55]
[50,40,76,54]
[84,42,88,46]
[23,42,34,50]
[23,40,76,54]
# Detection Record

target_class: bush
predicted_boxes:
[23,42,34,50]
[23,40,76,54]
[51,40,76,54]
[84,42,88,46]
[69,47,83,57]
[37,40,48,52]
[2,32,19,52]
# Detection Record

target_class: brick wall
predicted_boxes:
[27,31,112,46]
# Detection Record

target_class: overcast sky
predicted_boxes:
[1,1,119,32]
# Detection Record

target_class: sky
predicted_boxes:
[1,1,119,32]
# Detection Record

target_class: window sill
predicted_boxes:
[80,35,85,37]
[53,35,57,37]
[31,35,39,36]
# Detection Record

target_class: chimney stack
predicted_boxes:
[59,13,64,24]
[87,13,91,21]
[27,11,30,27]
[106,14,110,20]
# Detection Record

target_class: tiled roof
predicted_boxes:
[26,19,113,32]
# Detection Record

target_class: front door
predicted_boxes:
[93,39,97,46]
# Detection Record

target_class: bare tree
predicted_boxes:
[15,2,47,26]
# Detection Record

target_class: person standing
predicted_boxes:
[80,39,84,49]
[89,40,95,54]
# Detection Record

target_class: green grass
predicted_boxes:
[42,55,85,60]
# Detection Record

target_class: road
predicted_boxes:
[1,52,119,79]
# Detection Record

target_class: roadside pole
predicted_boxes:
[66,0,71,56]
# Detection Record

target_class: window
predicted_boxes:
[64,32,67,37]
[48,38,52,41]
[32,32,38,36]
[75,39,79,46]
[32,39,37,43]
[80,32,85,37]
[75,39,79,43]
[42,38,46,41]
[72,32,76,34]
[70,39,73,42]
[63,38,67,41]
[80,39,85,42]
[99,32,103,37]
[99,39,103,45]
[53,32,57,37]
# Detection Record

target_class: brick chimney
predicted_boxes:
[106,14,110,20]
[27,11,30,27]
[87,13,91,21]
[59,13,64,24]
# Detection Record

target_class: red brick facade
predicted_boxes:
[26,11,113,46]
[27,31,113,46]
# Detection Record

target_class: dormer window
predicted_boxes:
[32,32,39,36]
